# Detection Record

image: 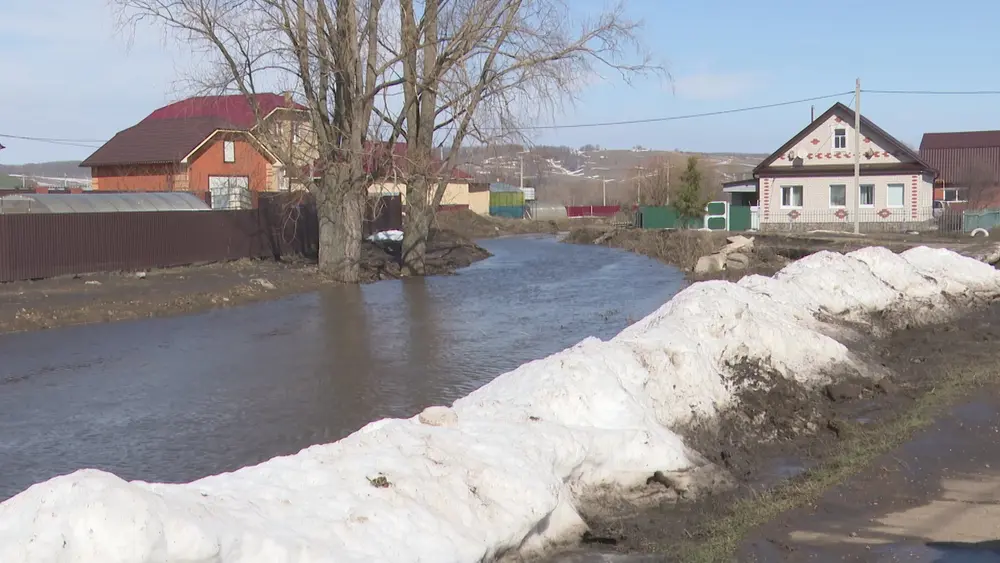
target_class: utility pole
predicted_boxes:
[517,149,529,191]
[636,165,644,205]
[601,177,613,206]
[666,160,672,205]
[853,78,861,235]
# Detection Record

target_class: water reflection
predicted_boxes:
[0,236,685,499]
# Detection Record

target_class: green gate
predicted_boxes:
[704,201,728,230]
[729,205,752,231]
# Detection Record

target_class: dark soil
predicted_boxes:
[557,300,1000,561]
[0,229,490,334]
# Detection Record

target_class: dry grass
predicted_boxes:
[596,229,726,271]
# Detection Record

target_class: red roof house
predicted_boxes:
[81,94,310,208]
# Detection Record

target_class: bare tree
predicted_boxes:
[382,0,661,275]
[112,0,402,282]
[959,159,999,210]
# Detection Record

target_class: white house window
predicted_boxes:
[781,185,803,208]
[829,184,847,207]
[859,184,875,207]
[887,183,905,207]
[223,140,236,163]
[833,128,848,150]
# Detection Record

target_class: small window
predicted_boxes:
[887,183,905,207]
[859,184,875,207]
[833,128,847,150]
[781,185,803,208]
[943,188,966,202]
[829,184,847,207]
[223,141,236,163]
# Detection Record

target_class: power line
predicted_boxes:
[0,133,106,143]
[514,91,855,131]
[9,88,1000,148]
[863,89,1000,95]
[0,133,103,150]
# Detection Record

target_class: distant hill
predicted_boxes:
[452,145,765,205]
[0,161,88,179]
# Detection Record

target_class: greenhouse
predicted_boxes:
[0,192,210,214]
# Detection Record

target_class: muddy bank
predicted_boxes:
[551,300,1000,562]
[564,228,789,281]
[0,228,488,335]
[435,208,606,239]
[567,227,999,281]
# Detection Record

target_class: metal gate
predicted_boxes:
[704,201,728,230]
[728,205,752,231]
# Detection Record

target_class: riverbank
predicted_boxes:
[0,228,489,335]
[3,245,998,563]
[566,226,1000,281]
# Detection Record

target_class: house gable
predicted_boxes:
[755,103,932,175]
[186,134,276,192]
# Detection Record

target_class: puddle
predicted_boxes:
[756,457,810,488]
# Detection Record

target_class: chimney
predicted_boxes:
[282,91,293,106]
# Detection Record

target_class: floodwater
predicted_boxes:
[0,236,686,500]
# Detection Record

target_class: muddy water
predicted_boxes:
[0,236,685,500]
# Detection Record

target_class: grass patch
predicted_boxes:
[670,364,994,563]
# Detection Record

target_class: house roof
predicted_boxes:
[80,117,237,167]
[142,93,306,129]
[920,131,1000,186]
[754,102,934,176]
[920,130,1000,150]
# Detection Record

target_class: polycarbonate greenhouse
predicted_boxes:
[0,192,210,214]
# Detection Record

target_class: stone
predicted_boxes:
[694,253,726,275]
[418,405,458,427]
[824,382,862,402]
[726,252,751,270]
[84,280,101,286]
[135,271,147,279]
[722,235,755,254]
[251,278,276,290]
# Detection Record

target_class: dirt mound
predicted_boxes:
[433,209,561,239]
[360,228,491,281]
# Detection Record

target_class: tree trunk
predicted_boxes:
[316,171,363,282]
[402,175,432,276]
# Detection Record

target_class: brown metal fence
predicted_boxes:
[0,192,402,283]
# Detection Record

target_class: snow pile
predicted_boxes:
[2,246,1000,563]
[367,229,404,243]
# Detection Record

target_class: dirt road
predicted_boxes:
[740,391,1000,562]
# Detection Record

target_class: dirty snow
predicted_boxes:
[2,246,999,563]
[367,229,404,243]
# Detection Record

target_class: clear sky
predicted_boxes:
[2,0,1000,165]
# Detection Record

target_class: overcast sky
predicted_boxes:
[3,0,1000,166]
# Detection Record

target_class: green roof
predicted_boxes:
[0,175,22,189]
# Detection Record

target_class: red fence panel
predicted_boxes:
[565,205,621,218]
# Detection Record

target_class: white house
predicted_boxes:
[726,102,937,231]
